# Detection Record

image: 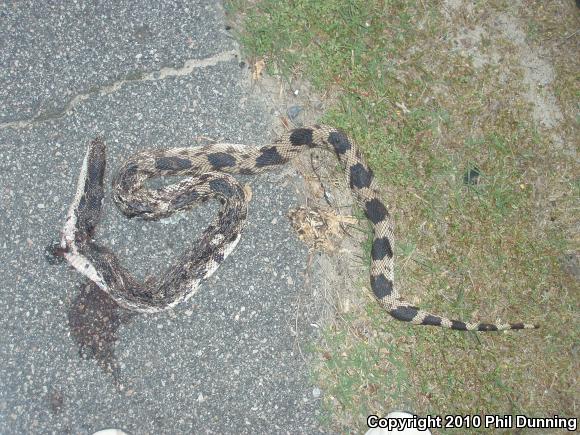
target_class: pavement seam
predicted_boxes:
[0,49,239,131]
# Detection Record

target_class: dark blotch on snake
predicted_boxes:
[219,205,241,227]
[328,131,352,155]
[289,128,314,147]
[87,151,105,188]
[451,320,468,330]
[76,143,106,235]
[350,163,373,189]
[83,195,104,230]
[207,152,237,169]
[509,323,526,330]
[155,156,192,171]
[171,190,200,210]
[197,173,212,182]
[390,305,419,322]
[78,187,104,225]
[365,198,388,224]
[239,168,255,175]
[117,163,139,191]
[208,178,238,197]
[371,237,393,261]
[127,284,155,302]
[123,201,155,218]
[478,323,499,331]
[370,274,393,298]
[422,315,443,326]
[255,146,287,167]
[84,147,105,201]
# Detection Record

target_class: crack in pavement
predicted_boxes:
[0,49,239,130]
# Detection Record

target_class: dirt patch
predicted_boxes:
[443,0,578,254]
[448,2,564,132]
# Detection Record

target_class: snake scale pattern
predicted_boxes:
[60,125,537,331]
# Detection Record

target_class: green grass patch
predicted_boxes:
[226,0,579,432]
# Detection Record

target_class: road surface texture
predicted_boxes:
[0,1,328,433]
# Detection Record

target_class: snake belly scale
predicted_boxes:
[60,125,537,331]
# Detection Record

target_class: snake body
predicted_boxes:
[60,125,537,331]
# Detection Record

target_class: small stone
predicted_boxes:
[286,105,302,120]
[463,166,481,185]
[312,387,321,398]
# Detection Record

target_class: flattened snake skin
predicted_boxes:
[59,125,537,331]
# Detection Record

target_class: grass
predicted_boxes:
[225,0,579,432]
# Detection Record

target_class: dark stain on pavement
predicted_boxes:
[67,282,137,386]
[48,388,64,415]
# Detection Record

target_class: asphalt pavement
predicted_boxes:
[0,1,327,433]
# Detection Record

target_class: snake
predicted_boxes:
[59,125,537,331]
